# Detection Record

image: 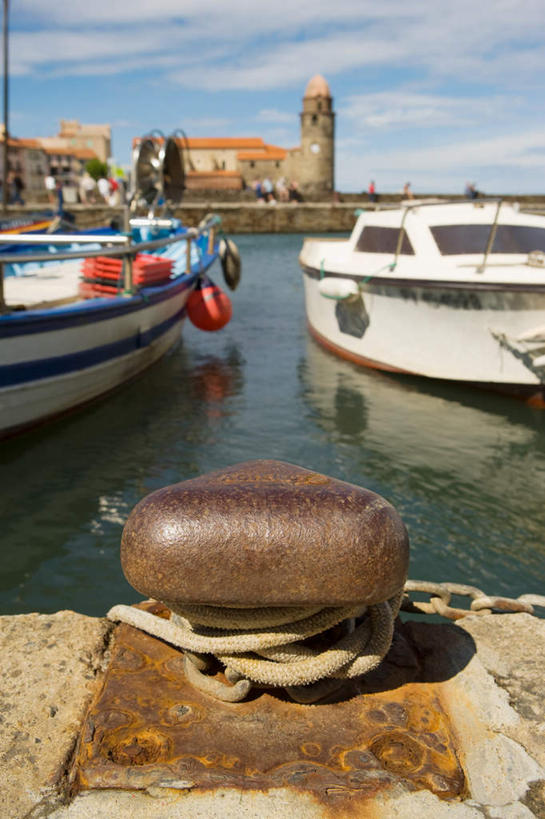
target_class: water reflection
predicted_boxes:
[299,337,545,599]
[0,341,245,614]
[2,232,544,616]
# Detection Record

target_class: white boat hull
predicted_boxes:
[302,270,545,400]
[0,277,195,436]
[300,200,545,402]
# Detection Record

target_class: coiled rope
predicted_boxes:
[107,580,545,704]
[108,590,404,704]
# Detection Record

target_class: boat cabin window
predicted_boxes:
[355,226,415,255]
[430,224,545,255]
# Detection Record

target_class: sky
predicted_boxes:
[7,0,545,194]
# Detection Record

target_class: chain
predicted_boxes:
[401,580,545,621]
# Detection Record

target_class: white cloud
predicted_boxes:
[257,109,293,124]
[336,129,545,192]
[11,0,545,88]
[15,0,413,29]
[184,117,231,131]
[9,0,545,192]
[340,91,522,131]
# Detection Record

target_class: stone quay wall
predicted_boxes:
[1,610,544,817]
[5,194,545,235]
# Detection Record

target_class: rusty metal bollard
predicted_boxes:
[109,460,409,703]
[77,462,468,804]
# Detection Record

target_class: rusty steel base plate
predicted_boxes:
[72,603,466,810]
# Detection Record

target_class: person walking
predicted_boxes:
[79,171,96,204]
[97,176,110,203]
[10,173,25,205]
[45,173,56,205]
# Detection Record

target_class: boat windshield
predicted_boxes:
[355,226,414,255]
[430,224,545,255]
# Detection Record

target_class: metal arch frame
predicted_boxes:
[131,129,188,218]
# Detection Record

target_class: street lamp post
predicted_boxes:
[2,0,8,212]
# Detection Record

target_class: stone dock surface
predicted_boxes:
[1,611,544,818]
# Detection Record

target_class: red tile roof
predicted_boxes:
[237,144,287,160]
[16,138,41,148]
[184,138,265,150]
[42,145,96,159]
[72,148,98,160]
[187,170,242,178]
[133,136,268,150]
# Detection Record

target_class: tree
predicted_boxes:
[85,158,108,181]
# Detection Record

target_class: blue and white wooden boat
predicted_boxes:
[0,133,242,437]
[0,215,234,437]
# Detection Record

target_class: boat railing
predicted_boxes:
[365,196,504,214]
[0,214,219,312]
[477,200,502,274]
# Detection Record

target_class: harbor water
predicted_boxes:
[1,233,545,616]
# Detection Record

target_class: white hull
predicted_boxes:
[300,201,545,402]
[303,273,545,391]
[0,283,192,436]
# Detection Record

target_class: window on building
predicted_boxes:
[430,224,545,255]
[311,114,318,125]
[317,102,322,111]
[250,161,255,168]
[275,161,280,168]
[222,160,225,169]
[355,226,415,255]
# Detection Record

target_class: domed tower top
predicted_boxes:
[304,74,331,99]
[299,75,335,195]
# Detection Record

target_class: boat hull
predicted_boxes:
[301,266,545,402]
[0,276,197,437]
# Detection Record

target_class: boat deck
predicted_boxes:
[3,261,83,309]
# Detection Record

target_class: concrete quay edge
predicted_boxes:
[1,611,544,818]
[4,197,545,234]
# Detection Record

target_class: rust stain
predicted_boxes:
[71,603,467,813]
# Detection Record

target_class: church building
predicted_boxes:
[179,75,335,198]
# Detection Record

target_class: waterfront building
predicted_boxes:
[0,119,110,203]
[37,120,111,164]
[0,131,48,200]
[296,74,335,197]
[135,75,335,199]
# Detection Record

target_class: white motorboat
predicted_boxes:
[299,199,545,405]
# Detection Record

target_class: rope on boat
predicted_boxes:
[108,590,403,703]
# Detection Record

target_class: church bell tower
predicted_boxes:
[299,75,335,197]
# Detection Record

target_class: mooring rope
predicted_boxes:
[107,590,403,703]
[106,579,545,703]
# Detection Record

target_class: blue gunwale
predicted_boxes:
[0,249,217,339]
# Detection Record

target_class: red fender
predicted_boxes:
[187,278,232,331]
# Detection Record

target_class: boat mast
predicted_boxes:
[2,0,8,212]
